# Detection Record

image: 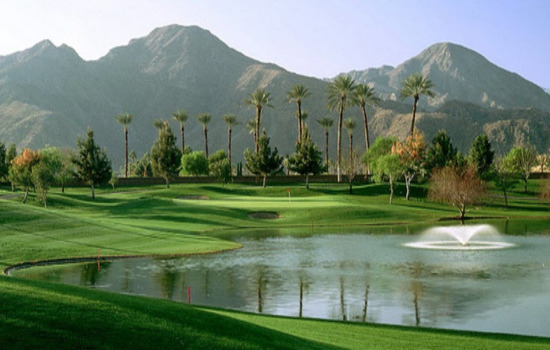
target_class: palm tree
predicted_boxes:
[300,110,309,131]
[244,88,273,153]
[327,75,358,182]
[153,119,166,131]
[172,110,189,154]
[354,84,380,152]
[400,73,435,136]
[246,118,257,148]
[317,116,334,167]
[287,84,311,141]
[343,118,357,166]
[116,113,133,178]
[197,113,212,158]
[223,114,239,170]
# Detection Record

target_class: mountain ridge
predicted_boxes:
[0,24,548,169]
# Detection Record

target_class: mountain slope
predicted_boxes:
[0,26,548,169]
[349,42,550,111]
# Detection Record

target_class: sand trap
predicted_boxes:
[248,211,281,219]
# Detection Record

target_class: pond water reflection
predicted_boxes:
[13,222,550,337]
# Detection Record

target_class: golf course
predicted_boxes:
[1,180,549,349]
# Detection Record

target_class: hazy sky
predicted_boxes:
[1,0,549,87]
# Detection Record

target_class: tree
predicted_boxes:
[153,119,166,131]
[428,165,485,221]
[354,83,380,153]
[393,132,427,200]
[197,113,212,158]
[31,161,54,208]
[181,151,209,176]
[468,134,494,179]
[536,153,549,173]
[9,149,41,203]
[244,130,282,187]
[541,179,550,200]
[493,157,519,208]
[343,117,357,176]
[172,110,189,154]
[209,150,232,185]
[151,123,182,188]
[400,73,435,135]
[364,137,397,181]
[0,142,8,181]
[223,114,239,171]
[425,130,458,173]
[327,75,358,182]
[377,154,403,205]
[287,84,311,141]
[6,144,17,191]
[73,129,113,199]
[506,145,538,192]
[41,147,75,193]
[288,128,325,189]
[133,153,152,177]
[342,150,361,195]
[244,89,273,153]
[246,118,257,149]
[116,113,133,178]
[317,117,334,168]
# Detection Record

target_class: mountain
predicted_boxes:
[0,26,548,170]
[347,42,550,111]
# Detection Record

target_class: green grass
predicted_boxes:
[1,181,549,349]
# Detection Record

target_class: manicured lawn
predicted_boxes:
[0,181,549,349]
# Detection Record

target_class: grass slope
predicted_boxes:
[1,181,549,349]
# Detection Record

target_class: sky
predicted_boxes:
[1,0,549,87]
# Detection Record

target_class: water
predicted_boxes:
[13,225,550,338]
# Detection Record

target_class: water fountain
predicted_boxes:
[404,224,515,250]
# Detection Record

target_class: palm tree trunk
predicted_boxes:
[180,125,185,154]
[124,128,128,178]
[361,104,370,151]
[255,106,262,153]
[337,105,343,183]
[410,97,418,136]
[228,127,232,173]
[324,130,329,168]
[297,101,302,142]
[204,127,209,158]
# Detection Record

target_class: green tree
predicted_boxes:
[244,89,273,153]
[0,142,8,181]
[317,117,334,168]
[133,153,152,177]
[42,147,75,193]
[116,113,133,178]
[151,124,182,188]
[288,128,325,189]
[425,130,457,173]
[181,151,209,176]
[172,110,189,154]
[377,154,403,205]
[223,114,239,171]
[244,130,283,187]
[400,73,435,135]
[9,149,41,203]
[209,150,232,185]
[197,113,212,158]
[468,134,494,179]
[493,157,519,208]
[73,129,113,199]
[506,145,538,192]
[287,84,311,141]
[6,144,17,191]
[31,161,54,208]
[327,75,358,182]
[354,83,380,152]
[364,137,397,181]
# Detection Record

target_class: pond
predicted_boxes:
[12,221,550,337]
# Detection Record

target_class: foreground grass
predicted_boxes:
[0,181,549,349]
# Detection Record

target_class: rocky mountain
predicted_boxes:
[347,42,550,111]
[0,25,548,170]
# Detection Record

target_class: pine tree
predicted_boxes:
[73,129,112,199]
[288,128,325,189]
[151,123,182,188]
[244,130,282,187]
